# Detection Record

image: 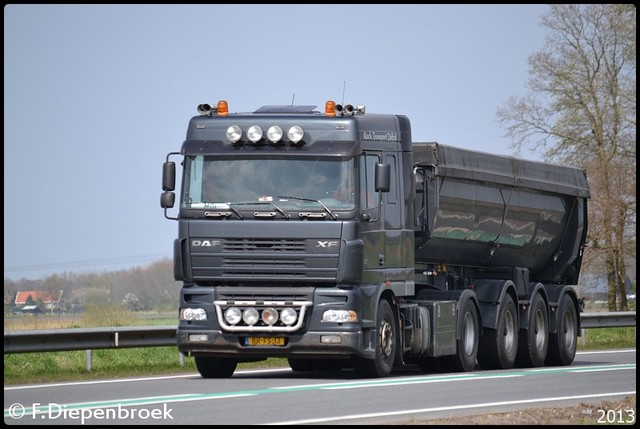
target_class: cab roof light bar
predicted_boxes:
[197,100,229,117]
[197,99,365,118]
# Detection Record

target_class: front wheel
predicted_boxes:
[194,356,237,378]
[352,299,396,378]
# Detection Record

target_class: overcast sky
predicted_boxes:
[4,4,551,280]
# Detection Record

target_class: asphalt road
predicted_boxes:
[4,349,636,425]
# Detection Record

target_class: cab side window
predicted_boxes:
[360,155,380,209]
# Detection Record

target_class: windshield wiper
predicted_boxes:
[277,196,338,220]
[222,203,244,219]
[228,201,291,219]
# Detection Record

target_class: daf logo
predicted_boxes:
[192,240,221,247]
[316,241,339,248]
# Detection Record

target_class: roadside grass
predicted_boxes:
[4,327,635,385]
[578,326,637,349]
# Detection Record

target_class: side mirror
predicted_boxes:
[374,163,390,192]
[160,191,175,209]
[162,161,176,192]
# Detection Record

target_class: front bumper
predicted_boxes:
[177,329,372,359]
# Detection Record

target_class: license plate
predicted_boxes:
[246,337,285,346]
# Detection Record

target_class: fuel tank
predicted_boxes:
[412,143,590,283]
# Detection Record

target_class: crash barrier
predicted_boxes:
[4,312,636,371]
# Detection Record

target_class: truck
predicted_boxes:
[160,99,591,378]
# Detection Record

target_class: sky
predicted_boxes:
[4,4,552,281]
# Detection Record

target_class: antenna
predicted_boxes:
[341,81,346,105]
[291,93,295,105]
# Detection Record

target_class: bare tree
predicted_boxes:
[496,4,636,311]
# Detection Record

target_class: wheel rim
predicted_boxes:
[562,310,576,350]
[380,319,393,358]
[533,308,546,350]
[503,310,516,355]
[462,311,476,355]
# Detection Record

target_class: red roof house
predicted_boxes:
[15,290,64,310]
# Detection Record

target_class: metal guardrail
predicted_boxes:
[3,312,636,354]
[4,325,177,354]
[579,311,637,329]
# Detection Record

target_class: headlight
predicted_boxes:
[226,125,242,143]
[247,125,264,143]
[180,307,207,321]
[280,307,297,326]
[322,309,357,323]
[224,307,242,325]
[267,125,283,143]
[261,307,279,325]
[243,307,260,325]
[287,125,304,143]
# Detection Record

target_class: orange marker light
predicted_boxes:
[325,100,336,117]
[217,100,229,116]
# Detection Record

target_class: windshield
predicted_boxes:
[182,156,356,211]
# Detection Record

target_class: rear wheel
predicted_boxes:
[545,294,577,366]
[478,294,518,370]
[194,356,237,378]
[438,298,479,372]
[516,293,548,367]
[352,299,396,378]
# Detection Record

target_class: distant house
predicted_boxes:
[14,290,64,312]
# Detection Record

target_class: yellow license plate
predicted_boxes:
[246,337,285,346]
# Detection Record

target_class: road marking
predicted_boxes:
[4,363,635,418]
[267,391,637,425]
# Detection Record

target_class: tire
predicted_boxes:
[516,293,549,368]
[438,298,479,372]
[288,358,317,372]
[352,299,396,378]
[545,294,578,366]
[477,294,518,370]
[194,356,237,378]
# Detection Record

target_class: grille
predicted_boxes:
[223,238,306,252]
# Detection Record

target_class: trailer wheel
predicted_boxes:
[545,294,577,366]
[516,293,548,367]
[438,298,479,372]
[194,356,237,378]
[352,299,396,378]
[478,293,518,370]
